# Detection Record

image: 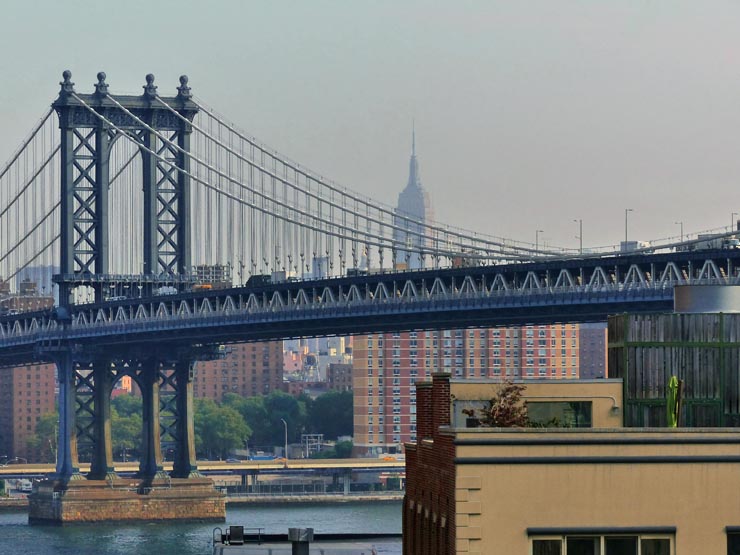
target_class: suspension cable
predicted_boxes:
[193,98,558,255]
[164,98,558,259]
[0,108,53,183]
[78,93,509,261]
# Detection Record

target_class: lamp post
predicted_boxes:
[535,230,544,254]
[573,219,583,254]
[675,221,684,243]
[625,208,634,243]
[280,418,288,467]
[732,213,738,231]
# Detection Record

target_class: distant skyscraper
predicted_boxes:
[393,128,433,270]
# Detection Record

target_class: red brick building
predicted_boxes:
[0,363,56,462]
[404,375,455,555]
[193,341,283,401]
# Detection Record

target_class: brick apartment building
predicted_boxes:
[193,341,283,401]
[353,324,580,455]
[0,363,56,462]
[326,363,353,392]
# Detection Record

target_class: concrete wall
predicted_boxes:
[454,428,740,554]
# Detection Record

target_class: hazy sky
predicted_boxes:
[2,1,740,250]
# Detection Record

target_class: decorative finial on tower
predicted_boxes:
[60,70,75,95]
[177,75,192,99]
[94,71,109,96]
[143,73,157,99]
[412,120,416,157]
[407,121,420,188]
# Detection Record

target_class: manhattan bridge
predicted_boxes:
[1,71,739,485]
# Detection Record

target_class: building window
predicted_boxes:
[728,530,740,555]
[531,534,671,555]
[527,401,592,428]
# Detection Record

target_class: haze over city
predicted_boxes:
[2,1,740,249]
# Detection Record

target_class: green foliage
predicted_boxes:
[334,440,353,458]
[227,391,308,448]
[194,398,252,460]
[306,390,353,440]
[27,412,58,463]
[308,440,353,459]
[112,393,143,418]
[111,406,142,459]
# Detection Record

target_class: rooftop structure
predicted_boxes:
[404,373,740,555]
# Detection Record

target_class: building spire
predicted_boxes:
[412,120,416,157]
[408,122,420,188]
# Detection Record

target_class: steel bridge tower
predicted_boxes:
[28,73,223,523]
[53,70,198,304]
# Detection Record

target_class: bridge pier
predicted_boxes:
[29,351,223,524]
[88,360,116,480]
[138,359,166,481]
[171,360,200,478]
[53,351,81,481]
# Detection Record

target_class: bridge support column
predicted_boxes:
[138,359,166,480]
[54,351,81,481]
[343,470,351,496]
[88,360,116,480]
[171,360,200,478]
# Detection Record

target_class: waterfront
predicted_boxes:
[0,501,402,555]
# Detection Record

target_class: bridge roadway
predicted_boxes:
[2,248,740,366]
[0,458,405,479]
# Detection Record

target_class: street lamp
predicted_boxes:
[573,219,583,254]
[280,418,288,466]
[732,213,738,231]
[675,221,684,243]
[535,230,544,254]
[625,208,634,243]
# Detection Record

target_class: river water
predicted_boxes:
[0,502,402,555]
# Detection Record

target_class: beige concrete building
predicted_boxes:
[405,374,740,555]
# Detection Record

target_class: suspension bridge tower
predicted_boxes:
[29,71,225,524]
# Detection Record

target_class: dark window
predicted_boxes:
[641,538,670,555]
[605,536,637,554]
[528,401,592,428]
[533,539,561,555]
[567,537,600,555]
[729,533,740,555]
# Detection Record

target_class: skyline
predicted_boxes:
[2,1,740,250]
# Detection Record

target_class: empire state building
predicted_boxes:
[393,129,433,269]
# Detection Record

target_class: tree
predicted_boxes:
[465,381,528,427]
[111,406,142,460]
[112,393,143,418]
[264,391,307,444]
[109,393,143,460]
[27,412,58,463]
[334,440,353,458]
[230,395,271,447]
[194,398,252,460]
[307,390,353,440]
